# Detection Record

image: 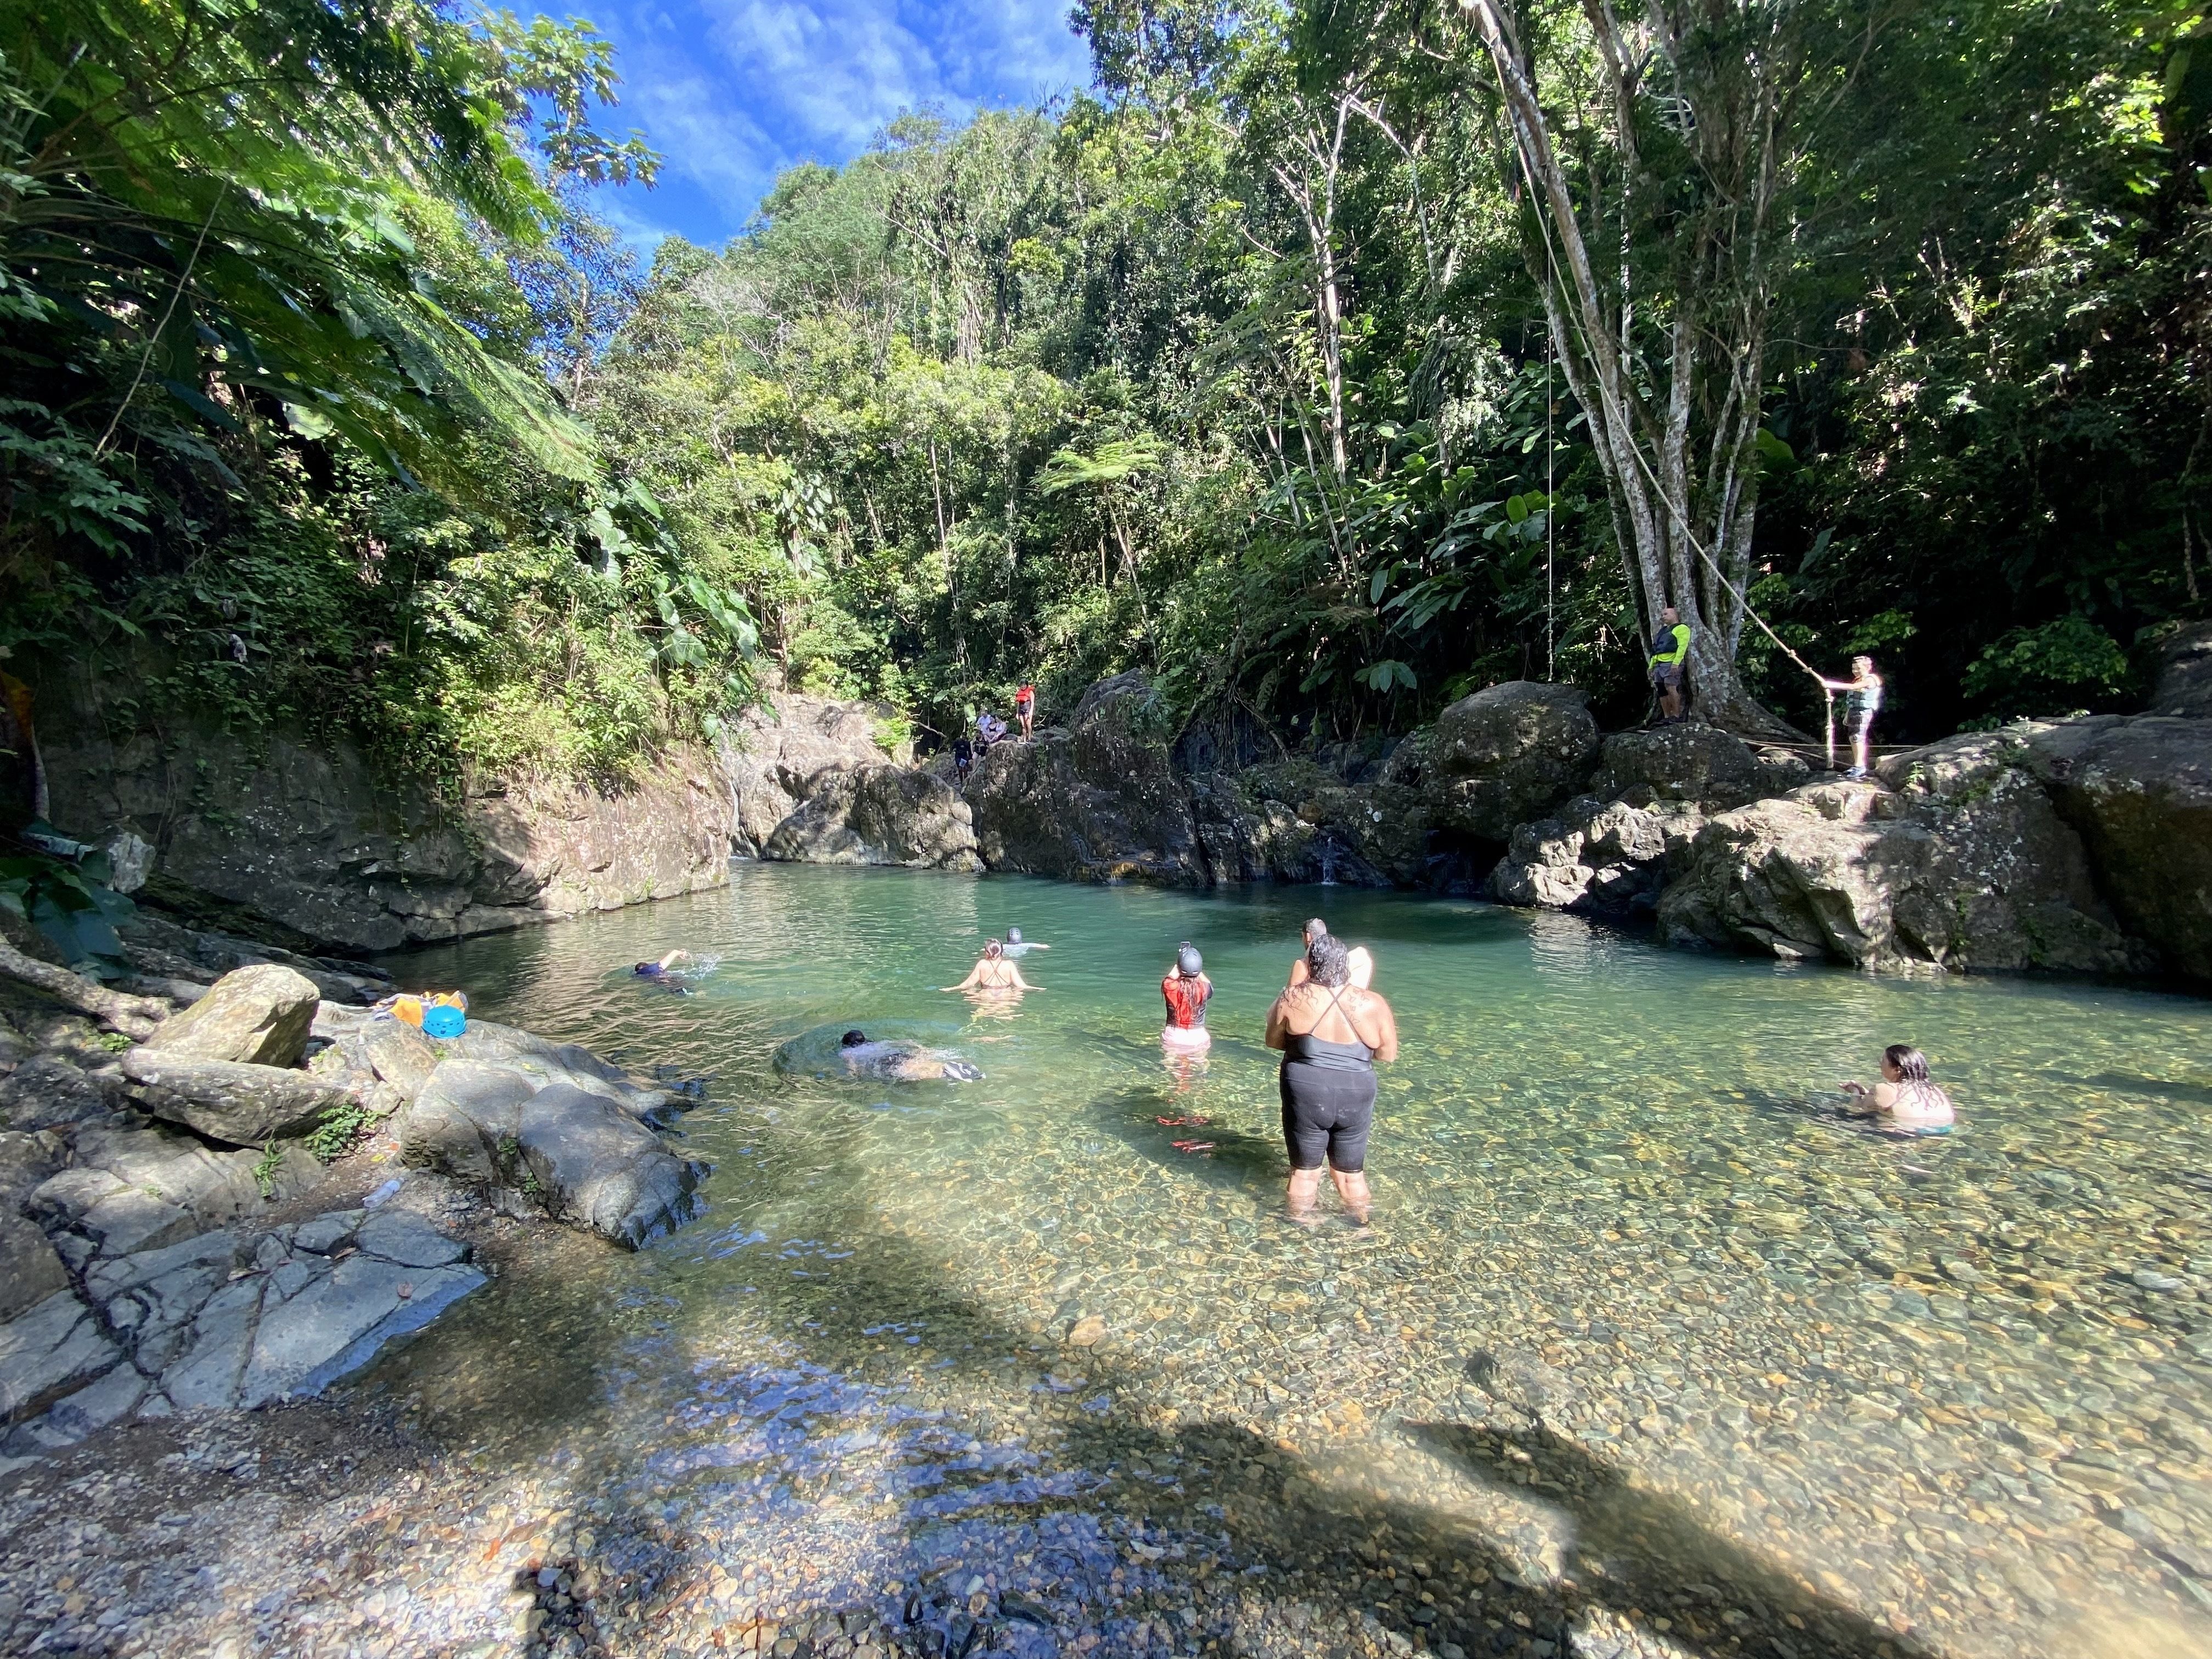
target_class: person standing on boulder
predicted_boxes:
[1819,654,1883,780]
[1015,682,1036,738]
[1648,606,1691,724]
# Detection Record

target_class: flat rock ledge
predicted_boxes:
[0,1198,482,1459]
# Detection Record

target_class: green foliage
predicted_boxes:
[304,1099,373,1163]
[7,0,2206,778]
[0,843,135,976]
[1960,617,2134,719]
[252,1140,284,1199]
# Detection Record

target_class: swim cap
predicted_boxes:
[1007,927,1023,943]
[841,1030,868,1047]
[1177,944,1203,977]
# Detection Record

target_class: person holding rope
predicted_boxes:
[1647,606,1692,724]
[1819,655,1883,780]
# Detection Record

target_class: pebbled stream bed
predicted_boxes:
[5,861,2210,1659]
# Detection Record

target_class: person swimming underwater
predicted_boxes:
[838,1030,984,1082]
[1000,926,1051,958]
[1161,943,1213,1051]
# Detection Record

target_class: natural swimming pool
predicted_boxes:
[373,861,2212,1659]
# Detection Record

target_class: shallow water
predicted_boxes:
[370,864,2212,1658]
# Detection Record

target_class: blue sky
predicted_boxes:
[578,0,1096,250]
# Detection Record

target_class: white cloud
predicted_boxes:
[593,0,1092,230]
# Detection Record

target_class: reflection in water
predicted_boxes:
[363,864,2212,1659]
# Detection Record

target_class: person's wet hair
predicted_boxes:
[841,1030,868,1048]
[983,938,1003,958]
[1306,933,1351,988]
[1304,917,1328,943]
[1884,1043,1930,1081]
[1007,927,1023,944]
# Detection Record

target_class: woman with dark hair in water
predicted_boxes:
[1842,1045,1955,1131]
[1266,934,1398,1223]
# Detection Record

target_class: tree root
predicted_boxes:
[0,941,170,1039]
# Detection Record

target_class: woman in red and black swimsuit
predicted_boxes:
[1015,682,1036,737]
[1160,943,1212,1051]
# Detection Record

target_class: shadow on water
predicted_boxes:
[358,1110,1943,1659]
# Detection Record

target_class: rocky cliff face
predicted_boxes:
[34,657,2208,989]
[1650,719,2205,983]
[41,710,738,954]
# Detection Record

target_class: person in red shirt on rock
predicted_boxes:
[1015,682,1036,737]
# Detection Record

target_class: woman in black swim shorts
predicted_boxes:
[1265,934,1398,1224]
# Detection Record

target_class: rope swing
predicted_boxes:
[1501,137,1840,759]
[1545,332,1556,683]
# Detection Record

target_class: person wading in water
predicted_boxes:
[1160,942,1213,1052]
[1266,934,1398,1225]
[942,938,1034,996]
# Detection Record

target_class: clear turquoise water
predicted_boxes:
[370,864,2212,1658]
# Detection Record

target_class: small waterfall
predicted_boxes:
[1317,831,1340,886]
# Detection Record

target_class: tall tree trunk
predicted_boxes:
[1462,0,1804,735]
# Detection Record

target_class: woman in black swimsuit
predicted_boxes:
[1265,934,1398,1224]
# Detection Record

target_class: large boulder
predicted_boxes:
[435,1019,675,1124]
[1588,726,1808,810]
[2152,623,2212,718]
[2016,715,2212,981]
[1657,752,2152,975]
[137,963,320,1066]
[121,1048,351,1145]
[514,1084,706,1249]
[0,1213,70,1323]
[968,673,1207,885]
[1414,682,1600,842]
[1491,797,1706,915]
[27,1119,321,1262]
[720,693,901,855]
[763,765,981,870]
[0,1056,128,1130]
[0,1290,121,1426]
[1186,763,1425,887]
[3,1201,484,1446]
[398,1058,706,1248]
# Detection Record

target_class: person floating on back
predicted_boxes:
[1015,682,1036,738]
[1267,933,1398,1226]
[1819,654,1883,780]
[1161,942,1213,1052]
[1285,918,1372,991]
[1648,605,1691,724]
[943,938,1033,995]
[1842,1043,1954,1133]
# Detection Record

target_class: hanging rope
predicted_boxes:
[1545,331,1555,682]
[1497,118,1836,731]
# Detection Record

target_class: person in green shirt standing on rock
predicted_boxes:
[1648,605,1691,724]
